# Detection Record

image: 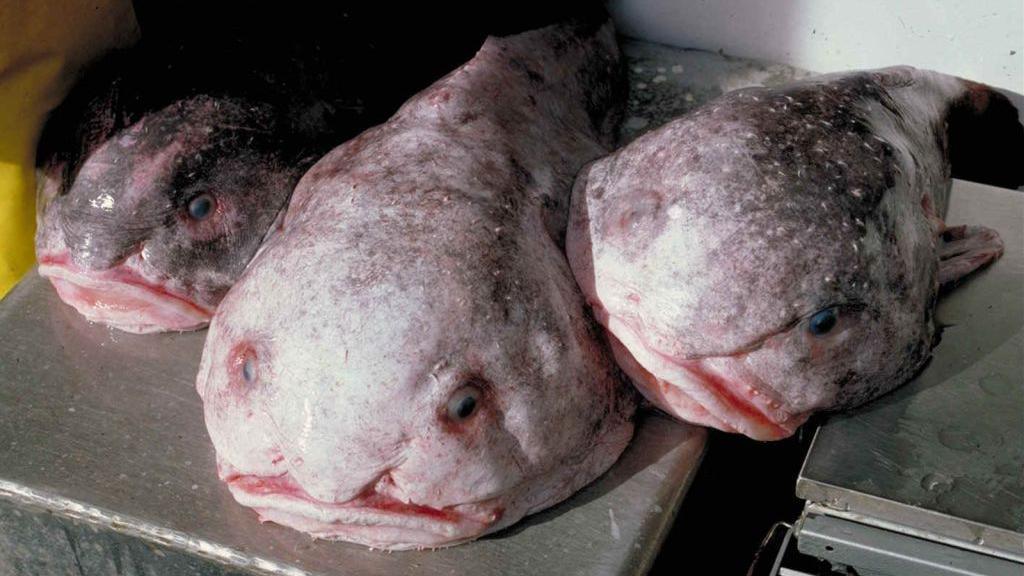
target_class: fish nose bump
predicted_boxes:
[59,201,148,270]
[58,172,156,270]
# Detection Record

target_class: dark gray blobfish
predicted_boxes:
[568,67,1023,440]
[32,44,367,334]
[196,20,635,549]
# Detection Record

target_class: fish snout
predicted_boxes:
[608,334,810,440]
[695,356,813,440]
[59,202,147,271]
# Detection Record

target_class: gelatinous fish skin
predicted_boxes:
[568,67,1022,440]
[198,19,635,550]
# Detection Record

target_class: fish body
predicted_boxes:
[567,67,1022,440]
[197,19,634,549]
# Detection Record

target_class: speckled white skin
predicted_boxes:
[197,20,635,550]
[568,67,1012,440]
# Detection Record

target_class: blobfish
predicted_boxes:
[196,19,635,549]
[567,67,1023,440]
[32,43,370,334]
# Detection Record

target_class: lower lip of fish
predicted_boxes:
[676,357,810,440]
[604,320,808,440]
[37,259,212,333]
[224,473,503,548]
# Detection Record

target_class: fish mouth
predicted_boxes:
[605,321,810,440]
[37,254,213,334]
[223,471,505,550]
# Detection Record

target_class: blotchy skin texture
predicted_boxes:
[36,94,303,333]
[33,40,375,334]
[197,20,635,550]
[568,67,1022,440]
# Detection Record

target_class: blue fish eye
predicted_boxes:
[808,307,838,336]
[447,385,481,422]
[188,193,215,220]
[242,356,256,383]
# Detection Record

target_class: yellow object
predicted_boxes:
[0,0,139,298]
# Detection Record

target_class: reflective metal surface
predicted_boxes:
[0,269,706,575]
[797,180,1024,562]
[797,507,1021,576]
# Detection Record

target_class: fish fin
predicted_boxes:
[938,224,1004,287]
[947,84,1024,189]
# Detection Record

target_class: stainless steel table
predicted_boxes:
[794,180,1024,575]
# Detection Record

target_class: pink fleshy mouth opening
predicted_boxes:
[37,254,213,334]
[607,331,811,441]
[223,471,505,550]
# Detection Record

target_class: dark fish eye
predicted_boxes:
[240,351,257,383]
[808,307,838,336]
[447,385,481,422]
[188,193,215,220]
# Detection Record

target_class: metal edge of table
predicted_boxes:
[796,430,1024,564]
[0,479,307,576]
[795,506,1023,576]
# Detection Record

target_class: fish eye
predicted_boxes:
[187,193,215,220]
[808,307,838,336]
[242,355,256,383]
[447,385,481,422]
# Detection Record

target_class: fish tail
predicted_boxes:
[946,82,1024,189]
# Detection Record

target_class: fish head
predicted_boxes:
[197,186,634,548]
[569,111,939,440]
[36,95,301,333]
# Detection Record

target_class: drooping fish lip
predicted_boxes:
[221,470,506,550]
[37,253,213,334]
[605,320,811,441]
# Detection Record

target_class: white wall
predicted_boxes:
[609,0,1024,92]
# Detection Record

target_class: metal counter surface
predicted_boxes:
[797,180,1024,562]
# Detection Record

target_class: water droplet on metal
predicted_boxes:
[977,374,1009,396]
[920,472,954,494]
[938,426,977,452]
[939,425,1003,452]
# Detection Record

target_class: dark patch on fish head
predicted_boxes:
[39,95,304,307]
[731,186,940,416]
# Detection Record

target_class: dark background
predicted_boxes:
[649,428,814,574]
